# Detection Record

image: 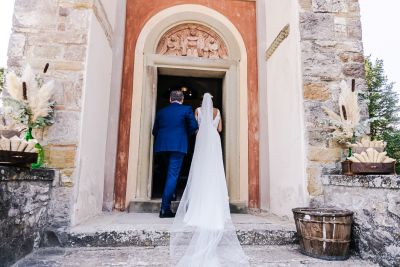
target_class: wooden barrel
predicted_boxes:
[292,207,353,260]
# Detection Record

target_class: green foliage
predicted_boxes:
[364,57,400,138]
[383,131,400,173]
[364,56,400,172]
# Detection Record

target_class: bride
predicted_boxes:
[170,93,250,267]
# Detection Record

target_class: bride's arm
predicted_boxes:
[195,108,199,122]
[217,110,222,133]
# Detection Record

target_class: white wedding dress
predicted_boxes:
[170,93,250,267]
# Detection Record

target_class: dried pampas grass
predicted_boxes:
[31,80,55,122]
[21,65,39,102]
[338,80,360,130]
[6,72,23,101]
[3,63,55,128]
[323,80,362,141]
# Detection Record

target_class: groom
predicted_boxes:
[152,90,198,218]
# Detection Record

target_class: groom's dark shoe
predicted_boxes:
[159,209,175,218]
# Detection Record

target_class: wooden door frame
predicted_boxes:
[127,54,245,208]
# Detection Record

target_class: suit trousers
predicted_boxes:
[159,151,185,211]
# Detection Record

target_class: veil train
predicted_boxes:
[170,93,249,267]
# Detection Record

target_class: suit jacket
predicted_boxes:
[152,103,198,154]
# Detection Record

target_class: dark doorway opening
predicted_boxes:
[151,74,223,199]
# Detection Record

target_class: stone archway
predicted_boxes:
[120,5,251,211]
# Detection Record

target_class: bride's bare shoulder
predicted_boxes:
[213,108,220,116]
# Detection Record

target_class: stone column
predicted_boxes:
[298,0,368,204]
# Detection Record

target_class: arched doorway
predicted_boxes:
[122,5,250,211]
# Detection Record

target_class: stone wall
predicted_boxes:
[8,0,92,227]
[7,0,118,227]
[323,175,400,266]
[298,0,368,202]
[0,166,54,267]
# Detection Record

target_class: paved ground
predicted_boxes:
[14,245,377,267]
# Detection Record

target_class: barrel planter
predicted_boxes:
[292,207,353,261]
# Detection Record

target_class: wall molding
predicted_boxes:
[92,0,113,47]
[266,24,290,60]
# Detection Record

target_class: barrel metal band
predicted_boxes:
[298,219,351,225]
[301,235,351,243]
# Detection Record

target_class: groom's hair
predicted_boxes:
[170,90,184,102]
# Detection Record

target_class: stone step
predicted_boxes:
[48,213,298,248]
[15,246,378,267]
[128,199,248,213]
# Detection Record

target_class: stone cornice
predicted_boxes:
[323,175,400,189]
[0,166,55,182]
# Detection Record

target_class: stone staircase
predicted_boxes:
[47,212,298,248]
[17,212,378,266]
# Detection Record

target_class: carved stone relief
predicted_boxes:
[156,24,228,59]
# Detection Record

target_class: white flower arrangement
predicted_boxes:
[322,80,368,144]
[2,64,55,129]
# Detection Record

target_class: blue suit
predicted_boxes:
[152,103,198,211]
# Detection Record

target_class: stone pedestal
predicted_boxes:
[323,175,400,266]
[0,166,54,267]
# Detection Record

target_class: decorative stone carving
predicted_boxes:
[156,24,228,59]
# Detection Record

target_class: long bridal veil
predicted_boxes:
[170,93,249,267]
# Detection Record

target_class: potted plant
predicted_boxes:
[323,79,396,174]
[2,63,55,168]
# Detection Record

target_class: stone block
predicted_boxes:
[307,129,332,147]
[47,186,73,228]
[334,16,347,39]
[44,145,77,169]
[336,40,363,53]
[298,0,312,10]
[14,0,58,30]
[27,59,84,72]
[339,52,364,63]
[303,82,331,101]
[304,101,336,129]
[347,18,363,39]
[60,168,75,187]
[307,167,323,196]
[308,146,342,162]
[300,12,335,40]
[342,62,365,78]
[64,79,82,110]
[8,33,26,58]
[26,31,88,45]
[64,9,90,32]
[64,45,87,61]
[302,51,341,79]
[348,0,360,13]
[27,44,64,60]
[44,110,81,144]
[387,192,400,218]
[312,0,348,13]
